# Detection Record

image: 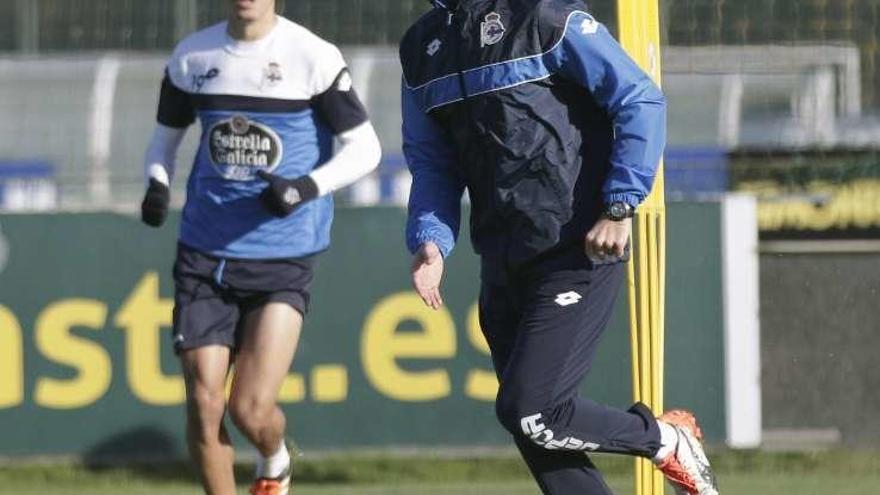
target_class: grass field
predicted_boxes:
[1,450,878,494]
[5,476,880,495]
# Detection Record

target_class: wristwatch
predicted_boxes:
[603,201,635,221]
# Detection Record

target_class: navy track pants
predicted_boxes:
[479,262,661,494]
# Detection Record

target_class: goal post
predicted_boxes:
[615,1,667,494]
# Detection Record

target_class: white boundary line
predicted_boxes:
[722,193,763,448]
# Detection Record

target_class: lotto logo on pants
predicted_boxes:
[520,413,600,451]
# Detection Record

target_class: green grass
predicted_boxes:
[1,450,878,495]
[6,477,880,495]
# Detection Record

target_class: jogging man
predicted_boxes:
[400,1,717,494]
[139,0,381,493]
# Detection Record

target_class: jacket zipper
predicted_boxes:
[449,8,470,102]
[447,4,514,273]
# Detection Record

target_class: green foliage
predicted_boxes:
[731,151,880,188]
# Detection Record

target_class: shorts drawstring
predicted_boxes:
[213,259,227,288]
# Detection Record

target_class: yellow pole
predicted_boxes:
[616,0,666,494]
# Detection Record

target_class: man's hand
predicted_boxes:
[585,217,632,260]
[256,170,319,218]
[141,178,170,227]
[411,242,445,310]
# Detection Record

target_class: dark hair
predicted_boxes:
[276,0,286,14]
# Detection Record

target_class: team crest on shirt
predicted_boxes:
[260,61,283,90]
[480,12,505,47]
[208,114,283,181]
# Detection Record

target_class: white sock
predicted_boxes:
[653,421,679,463]
[256,440,290,479]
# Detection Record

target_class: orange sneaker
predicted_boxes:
[655,410,718,495]
[249,463,291,495]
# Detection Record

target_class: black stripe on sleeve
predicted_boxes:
[156,71,196,128]
[312,69,370,134]
[190,94,311,113]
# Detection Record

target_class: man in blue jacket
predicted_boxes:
[400,1,718,494]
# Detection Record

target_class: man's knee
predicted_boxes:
[495,387,588,451]
[495,385,540,437]
[186,387,227,441]
[227,392,275,432]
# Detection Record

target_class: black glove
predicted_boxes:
[141,178,170,227]
[256,170,319,218]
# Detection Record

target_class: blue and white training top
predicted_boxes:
[157,16,370,259]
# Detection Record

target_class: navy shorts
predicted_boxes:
[172,243,316,353]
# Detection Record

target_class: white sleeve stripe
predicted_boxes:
[143,124,187,186]
[309,121,381,196]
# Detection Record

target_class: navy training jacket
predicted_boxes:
[401,0,666,279]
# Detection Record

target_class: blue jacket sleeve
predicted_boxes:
[550,11,667,207]
[402,79,465,257]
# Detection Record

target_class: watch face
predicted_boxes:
[609,203,626,219]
